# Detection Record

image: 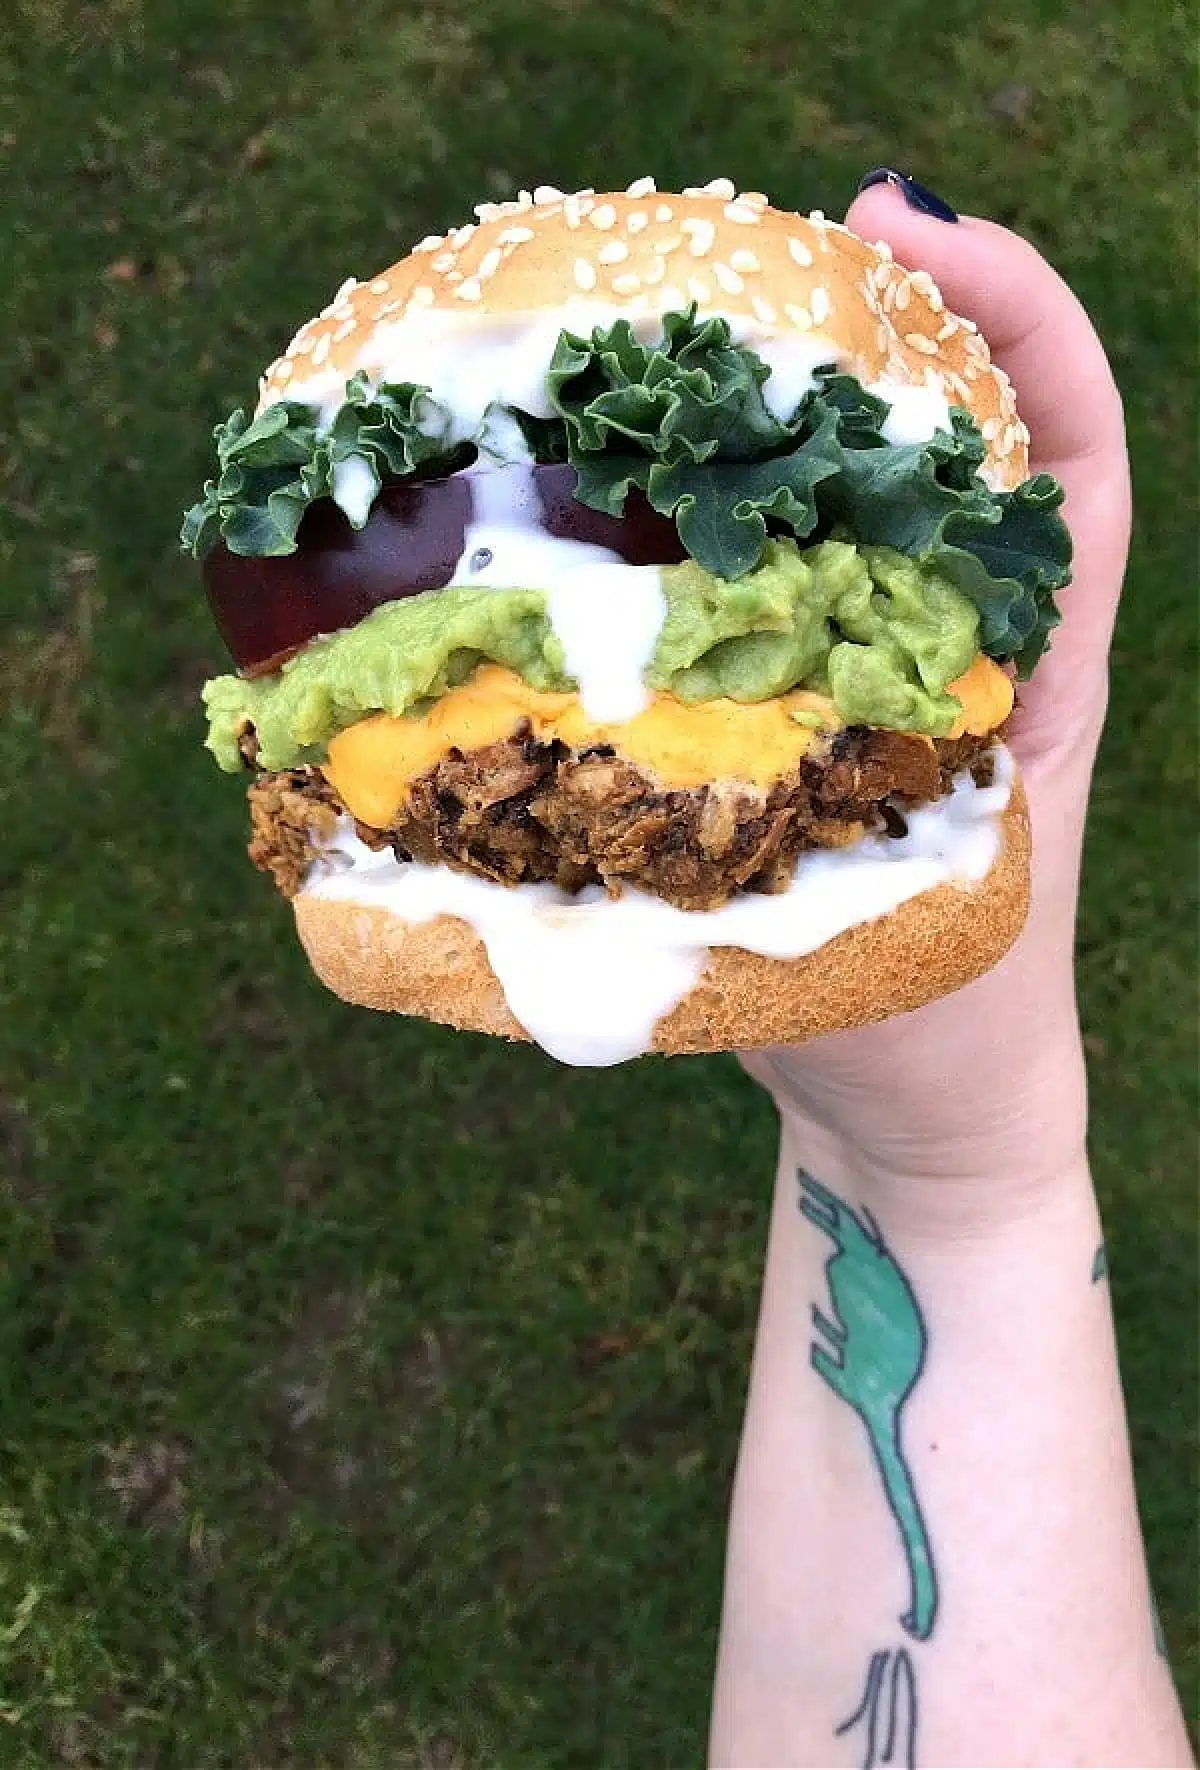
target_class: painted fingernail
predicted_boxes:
[857,167,958,223]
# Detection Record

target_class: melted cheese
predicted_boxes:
[322,657,1013,829]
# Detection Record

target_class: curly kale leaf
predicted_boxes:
[180,373,457,559]
[545,311,1071,674]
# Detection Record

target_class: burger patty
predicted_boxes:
[247,724,995,912]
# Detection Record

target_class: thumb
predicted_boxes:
[844,180,1130,766]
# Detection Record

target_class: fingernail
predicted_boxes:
[857,167,958,223]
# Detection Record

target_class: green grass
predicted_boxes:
[0,0,1195,1761]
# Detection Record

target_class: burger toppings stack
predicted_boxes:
[183,180,1070,1064]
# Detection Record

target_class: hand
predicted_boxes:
[742,185,1132,1208]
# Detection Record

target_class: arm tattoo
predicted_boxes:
[799,1171,938,1640]
[1091,1242,1108,1282]
[836,1647,919,1769]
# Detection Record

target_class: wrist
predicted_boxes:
[772,1023,1091,1238]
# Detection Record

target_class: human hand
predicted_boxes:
[742,179,1131,1213]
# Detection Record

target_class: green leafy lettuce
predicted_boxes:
[181,373,462,558]
[543,312,1070,676]
[203,540,980,771]
[183,309,1071,677]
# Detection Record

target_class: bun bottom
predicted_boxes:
[293,779,1030,1055]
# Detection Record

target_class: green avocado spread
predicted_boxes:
[203,540,980,772]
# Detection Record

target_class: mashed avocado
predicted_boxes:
[203,541,979,772]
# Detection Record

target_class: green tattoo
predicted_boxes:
[837,1647,918,1768]
[1091,1242,1108,1282]
[799,1172,938,1640]
[1151,1590,1169,1661]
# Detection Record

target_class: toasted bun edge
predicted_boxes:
[291,776,1031,1055]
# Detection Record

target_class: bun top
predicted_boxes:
[257,178,1029,488]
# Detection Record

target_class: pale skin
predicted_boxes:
[709,186,1193,1767]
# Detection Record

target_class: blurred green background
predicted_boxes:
[0,1,1195,1763]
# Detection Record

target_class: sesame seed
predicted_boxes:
[787,236,814,268]
[687,275,712,303]
[724,202,760,224]
[626,175,657,198]
[1001,424,1019,455]
[477,247,503,279]
[598,239,629,264]
[445,270,463,284]
[936,318,958,341]
[660,283,686,309]
[738,190,769,209]
[681,217,716,256]
[882,282,897,312]
[333,318,356,340]
[809,209,828,225]
[367,276,390,295]
[432,252,456,272]
[626,210,649,233]
[333,277,358,301]
[712,262,744,294]
[644,257,666,285]
[730,248,760,273]
[291,334,313,356]
[379,299,404,318]
[810,287,831,325]
[894,280,912,312]
[963,358,981,380]
[275,359,294,382]
[499,225,534,244]
[981,417,1001,440]
[563,194,584,228]
[873,262,892,290]
[653,236,681,255]
[311,333,331,364]
[414,235,444,253]
[574,258,598,291]
[876,322,891,353]
[534,184,565,205]
[873,239,893,261]
[612,272,642,294]
[751,295,777,324]
[695,177,736,198]
[408,285,434,308]
[785,302,813,330]
[655,204,674,221]
[905,331,939,354]
[589,203,618,230]
[455,278,483,302]
[450,223,476,243]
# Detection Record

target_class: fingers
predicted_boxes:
[844,186,1125,479]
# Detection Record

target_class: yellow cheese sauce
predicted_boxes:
[323,657,1012,829]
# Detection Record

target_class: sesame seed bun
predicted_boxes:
[291,775,1030,1055]
[256,178,1029,487]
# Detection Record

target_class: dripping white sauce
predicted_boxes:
[330,453,378,528]
[448,465,666,722]
[265,307,953,450]
[304,747,1014,1067]
[871,376,953,446]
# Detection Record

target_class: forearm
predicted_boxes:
[710,1116,1191,1767]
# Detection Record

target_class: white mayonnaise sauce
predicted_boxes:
[270,308,955,455]
[449,465,666,722]
[304,747,1014,1067]
[868,376,953,446]
[330,453,378,528]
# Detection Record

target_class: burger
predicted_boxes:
[183,179,1070,1067]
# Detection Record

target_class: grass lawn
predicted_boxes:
[0,0,1195,1761]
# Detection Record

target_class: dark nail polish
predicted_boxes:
[857,167,958,223]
